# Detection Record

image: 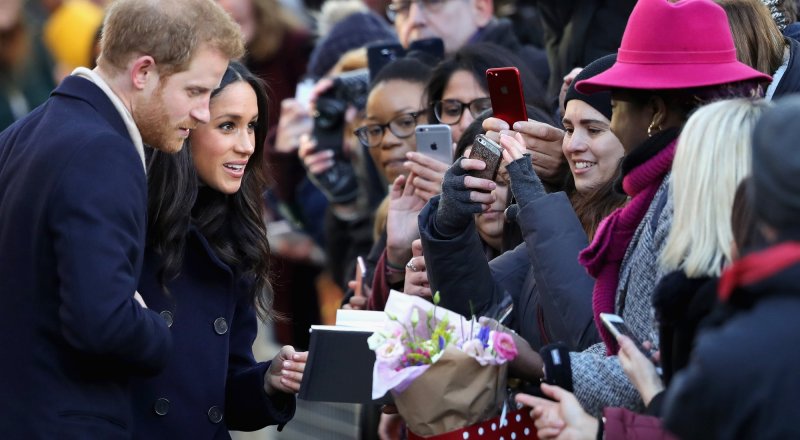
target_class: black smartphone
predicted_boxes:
[468,134,502,181]
[415,124,453,164]
[486,67,528,126]
[367,41,405,81]
[407,37,445,62]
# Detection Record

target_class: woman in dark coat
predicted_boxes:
[133,62,307,439]
[419,54,624,352]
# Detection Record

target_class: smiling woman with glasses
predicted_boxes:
[354,110,425,149]
[424,43,552,143]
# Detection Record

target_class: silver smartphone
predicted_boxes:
[599,313,658,364]
[415,124,453,164]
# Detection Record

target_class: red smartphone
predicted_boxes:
[486,67,527,126]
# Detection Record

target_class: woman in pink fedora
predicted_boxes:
[515,0,771,421]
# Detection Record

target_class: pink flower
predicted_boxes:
[491,331,518,361]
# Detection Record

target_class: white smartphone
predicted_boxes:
[415,124,453,164]
[599,313,657,362]
[294,78,315,111]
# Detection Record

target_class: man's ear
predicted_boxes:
[473,0,494,27]
[129,55,157,91]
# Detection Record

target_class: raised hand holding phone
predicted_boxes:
[468,134,502,182]
[618,335,664,406]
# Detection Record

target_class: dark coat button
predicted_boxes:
[207,405,223,424]
[159,311,174,328]
[213,317,228,335]
[154,398,170,416]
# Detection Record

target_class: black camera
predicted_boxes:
[312,69,369,155]
[308,69,368,205]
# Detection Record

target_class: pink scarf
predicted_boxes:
[578,141,676,355]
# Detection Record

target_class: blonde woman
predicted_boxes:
[517,98,769,439]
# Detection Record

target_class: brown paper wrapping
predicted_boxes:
[392,346,508,437]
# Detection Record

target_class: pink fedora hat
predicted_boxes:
[576,0,772,94]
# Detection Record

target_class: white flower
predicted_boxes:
[461,339,485,359]
[367,332,387,350]
[375,338,405,368]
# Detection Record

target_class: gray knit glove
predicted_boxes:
[506,154,546,211]
[435,157,484,236]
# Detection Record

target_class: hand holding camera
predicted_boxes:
[303,71,370,205]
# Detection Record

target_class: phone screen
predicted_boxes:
[602,316,658,364]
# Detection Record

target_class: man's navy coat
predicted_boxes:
[0,76,172,438]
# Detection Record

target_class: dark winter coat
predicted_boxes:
[662,257,800,439]
[474,18,551,91]
[535,0,636,97]
[419,191,598,351]
[771,37,800,99]
[0,76,172,438]
[133,226,295,439]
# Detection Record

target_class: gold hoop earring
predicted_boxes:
[647,121,661,137]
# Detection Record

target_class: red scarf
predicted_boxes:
[579,141,676,355]
[718,242,800,301]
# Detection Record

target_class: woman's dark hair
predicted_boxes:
[369,56,435,92]
[564,167,627,240]
[424,43,553,126]
[146,61,274,321]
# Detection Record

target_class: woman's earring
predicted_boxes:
[647,121,661,137]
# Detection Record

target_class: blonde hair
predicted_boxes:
[661,98,769,277]
[248,0,303,61]
[98,0,244,76]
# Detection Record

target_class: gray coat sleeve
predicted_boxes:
[516,192,599,350]
[569,344,644,417]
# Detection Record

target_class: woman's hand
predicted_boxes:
[617,335,664,406]
[265,346,308,395]
[378,412,404,440]
[498,132,547,207]
[483,117,566,185]
[434,157,497,236]
[402,239,431,298]
[515,383,598,440]
[274,99,312,154]
[403,152,448,202]
[386,173,426,269]
[298,134,334,175]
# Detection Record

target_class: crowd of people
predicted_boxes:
[2,0,800,439]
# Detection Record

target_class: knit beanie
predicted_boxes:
[43,0,103,70]
[307,12,397,79]
[564,54,616,120]
[761,0,788,31]
[751,95,800,231]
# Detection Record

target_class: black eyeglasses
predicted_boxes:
[433,98,492,125]
[386,0,451,22]
[354,111,424,148]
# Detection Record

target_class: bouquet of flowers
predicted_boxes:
[369,291,519,436]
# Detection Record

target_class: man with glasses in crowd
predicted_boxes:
[385,0,550,88]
